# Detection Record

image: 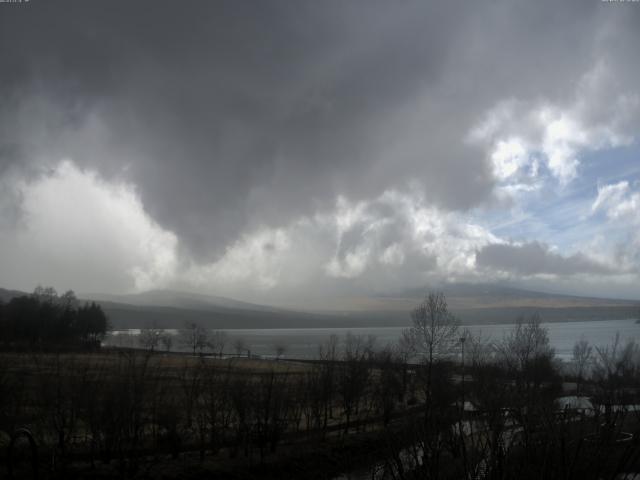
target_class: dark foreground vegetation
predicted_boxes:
[2,291,640,479]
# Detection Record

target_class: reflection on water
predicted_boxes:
[105,319,639,360]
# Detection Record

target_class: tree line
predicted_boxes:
[2,291,640,479]
[136,323,286,359]
[0,286,109,348]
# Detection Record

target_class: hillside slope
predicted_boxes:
[1,285,638,329]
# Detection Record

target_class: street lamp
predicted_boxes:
[459,334,468,475]
[460,335,466,411]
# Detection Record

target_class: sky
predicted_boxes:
[0,0,639,304]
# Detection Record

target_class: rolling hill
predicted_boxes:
[1,285,638,329]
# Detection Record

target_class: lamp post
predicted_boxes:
[459,334,468,477]
[460,335,466,412]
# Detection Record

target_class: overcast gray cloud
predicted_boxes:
[476,242,614,277]
[1,1,639,299]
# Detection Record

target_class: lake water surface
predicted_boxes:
[107,318,640,360]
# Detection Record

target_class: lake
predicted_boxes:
[106,318,640,361]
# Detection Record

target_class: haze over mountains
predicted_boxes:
[2,285,638,330]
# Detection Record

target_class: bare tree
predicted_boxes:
[402,292,459,411]
[496,314,559,451]
[402,291,460,364]
[274,343,286,360]
[317,334,339,433]
[572,337,592,394]
[338,333,373,432]
[139,327,161,352]
[399,291,460,476]
[496,313,556,394]
[208,330,228,358]
[234,338,247,357]
[180,322,209,355]
[395,334,414,403]
[373,346,403,426]
[466,330,495,367]
[592,333,640,422]
[160,332,173,352]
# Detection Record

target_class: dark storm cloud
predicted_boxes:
[1,0,638,264]
[476,242,614,277]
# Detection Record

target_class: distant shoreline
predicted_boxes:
[109,316,640,333]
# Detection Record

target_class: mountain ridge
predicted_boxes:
[1,285,638,329]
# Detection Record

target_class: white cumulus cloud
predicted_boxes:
[0,160,178,293]
[592,181,640,221]
[470,60,640,196]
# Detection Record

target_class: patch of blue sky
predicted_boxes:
[476,143,640,250]
[578,143,640,188]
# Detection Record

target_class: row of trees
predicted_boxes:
[2,290,640,478]
[375,292,640,479]
[0,287,109,348]
[0,342,411,477]
[2,319,636,479]
[113,291,640,478]
[137,322,288,359]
